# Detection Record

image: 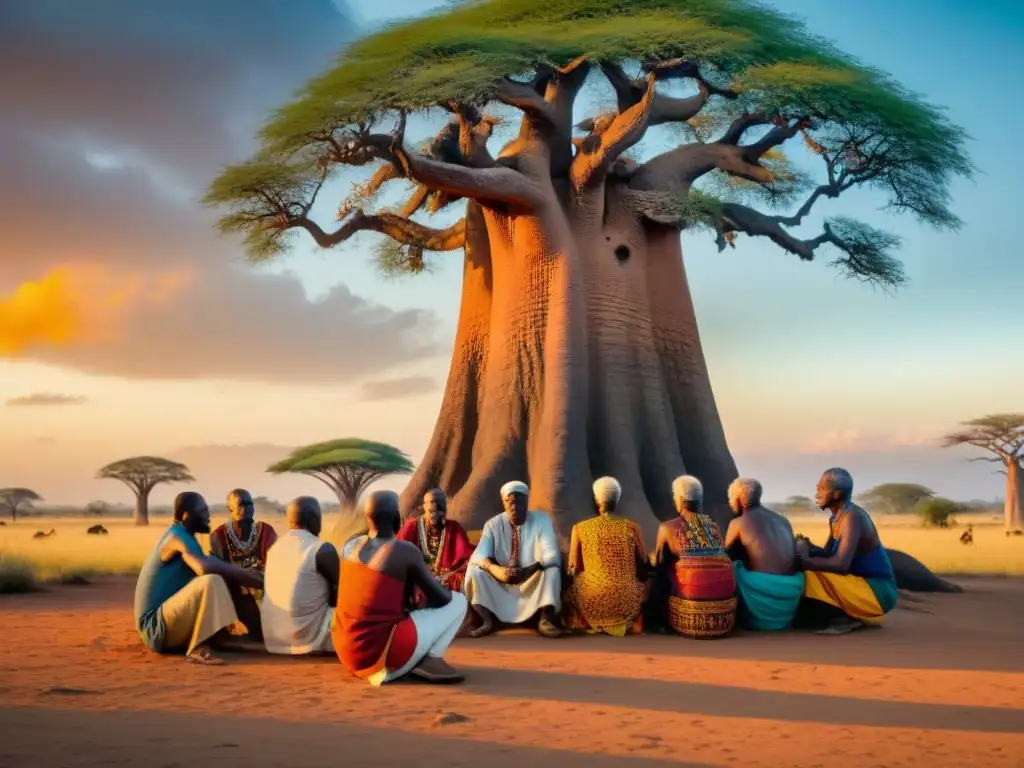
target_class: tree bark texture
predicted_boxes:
[133,492,149,527]
[1005,459,1023,531]
[400,180,736,544]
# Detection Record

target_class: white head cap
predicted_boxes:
[592,476,622,507]
[672,475,703,505]
[501,480,529,499]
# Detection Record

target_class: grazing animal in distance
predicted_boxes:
[959,526,973,545]
[32,528,56,539]
[87,524,109,535]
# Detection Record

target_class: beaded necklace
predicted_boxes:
[226,519,258,554]
[417,516,446,573]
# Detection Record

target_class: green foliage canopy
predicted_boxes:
[206,0,973,290]
[914,496,961,527]
[97,456,195,495]
[268,438,415,509]
[857,483,935,515]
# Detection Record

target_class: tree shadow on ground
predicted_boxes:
[447,667,1024,734]
[0,706,702,767]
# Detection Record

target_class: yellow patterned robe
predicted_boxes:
[565,515,645,636]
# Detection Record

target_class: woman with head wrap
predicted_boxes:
[648,476,737,638]
[563,477,648,636]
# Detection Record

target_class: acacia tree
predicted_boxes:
[97,456,195,526]
[942,414,1024,531]
[207,0,971,540]
[857,483,934,515]
[267,438,415,543]
[0,488,42,523]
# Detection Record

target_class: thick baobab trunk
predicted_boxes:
[401,180,736,543]
[133,493,149,527]
[329,501,367,548]
[398,180,954,592]
[1006,459,1023,531]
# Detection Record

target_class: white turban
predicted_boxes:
[501,480,529,499]
[672,475,703,504]
[592,476,622,506]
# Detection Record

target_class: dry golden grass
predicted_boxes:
[791,513,1023,577]
[1,512,1020,593]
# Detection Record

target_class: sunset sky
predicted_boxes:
[1,0,1021,508]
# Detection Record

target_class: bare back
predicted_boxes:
[347,535,451,608]
[728,506,796,575]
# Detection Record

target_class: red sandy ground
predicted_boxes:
[1,578,1022,767]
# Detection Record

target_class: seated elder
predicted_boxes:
[463,481,562,638]
[333,490,467,686]
[261,496,340,655]
[134,492,263,664]
[209,488,277,641]
[649,476,736,639]
[564,477,647,636]
[724,478,804,631]
[795,468,898,634]
[397,488,474,604]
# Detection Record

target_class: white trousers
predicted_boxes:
[371,591,468,686]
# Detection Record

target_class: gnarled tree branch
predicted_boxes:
[570,72,657,190]
[287,210,466,252]
[599,59,738,128]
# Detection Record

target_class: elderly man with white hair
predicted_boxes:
[723,478,805,631]
[463,481,562,638]
[647,475,737,638]
[563,477,648,636]
[794,467,898,634]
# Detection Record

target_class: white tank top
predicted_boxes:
[260,529,332,654]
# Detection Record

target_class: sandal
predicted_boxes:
[185,646,225,665]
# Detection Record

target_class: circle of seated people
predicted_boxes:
[131,468,900,684]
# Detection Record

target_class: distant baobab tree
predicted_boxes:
[942,414,1024,531]
[0,487,42,523]
[97,456,195,526]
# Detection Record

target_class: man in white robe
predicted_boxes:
[463,481,562,638]
[260,496,340,655]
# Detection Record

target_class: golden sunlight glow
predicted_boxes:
[0,263,194,355]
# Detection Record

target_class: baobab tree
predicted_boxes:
[97,456,194,526]
[0,488,42,523]
[207,0,971,542]
[942,414,1024,531]
[267,438,415,543]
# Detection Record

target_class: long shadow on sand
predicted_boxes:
[0,706,704,767]
[448,666,1024,734]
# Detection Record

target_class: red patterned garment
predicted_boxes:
[671,513,736,601]
[396,516,474,594]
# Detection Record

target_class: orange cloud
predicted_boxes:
[0,263,194,356]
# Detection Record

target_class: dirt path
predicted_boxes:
[1,577,1022,766]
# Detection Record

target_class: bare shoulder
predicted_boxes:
[318,540,338,558]
[657,518,678,537]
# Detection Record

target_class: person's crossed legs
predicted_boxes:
[384,591,469,684]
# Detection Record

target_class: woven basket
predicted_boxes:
[668,595,737,639]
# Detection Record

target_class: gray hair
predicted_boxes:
[592,476,622,507]
[672,475,703,505]
[728,478,763,510]
[820,467,854,499]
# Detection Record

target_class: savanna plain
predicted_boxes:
[1,513,1022,767]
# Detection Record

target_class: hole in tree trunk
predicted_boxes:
[614,245,631,264]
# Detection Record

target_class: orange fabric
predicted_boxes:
[673,556,736,601]
[332,559,417,680]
